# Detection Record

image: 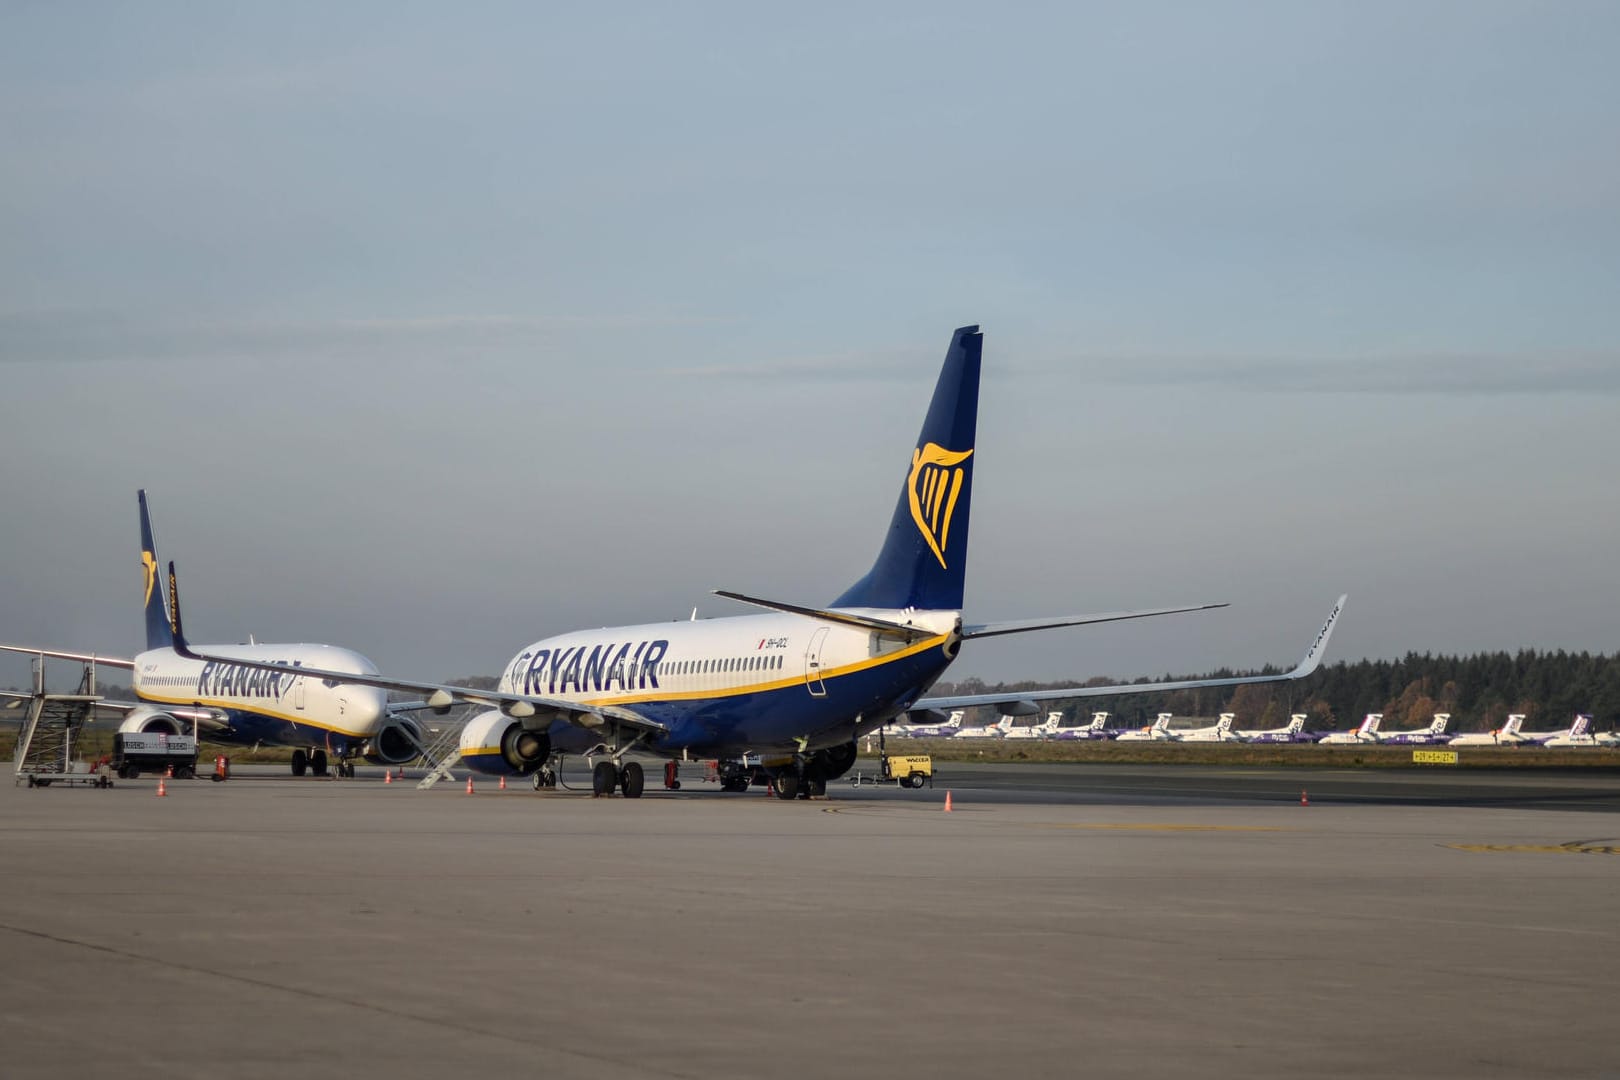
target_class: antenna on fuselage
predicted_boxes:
[690,608,698,621]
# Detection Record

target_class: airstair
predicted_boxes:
[12,654,111,788]
[411,713,467,789]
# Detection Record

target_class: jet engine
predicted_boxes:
[363,715,427,766]
[118,708,187,737]
[813,741,859,781]
[459,709,552,774]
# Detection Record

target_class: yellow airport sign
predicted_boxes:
[1413,749,1459,765]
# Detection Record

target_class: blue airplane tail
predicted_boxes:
[138,490,174,650]
[832,325,982,611]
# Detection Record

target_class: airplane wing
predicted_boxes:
[162,562,666,737]
[0,644,135,668]
[916,595,1345,712]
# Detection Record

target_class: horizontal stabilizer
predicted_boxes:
[920,595,1346,710]
[961,603,1227,640]
[712,591,931,638]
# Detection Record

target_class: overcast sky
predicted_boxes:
[3,2,1616,689]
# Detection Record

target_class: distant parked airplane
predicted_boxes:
[1116,713,1174,742]
[1447,714,1524,746]
[1051,711,1115,741]
[1526,714,1595,747]
[1236,713,1308,744]
[1172,713,1240,743]
[1377,713,1451,745]
[1318,713,1382,745]
[1002,712,1062,740]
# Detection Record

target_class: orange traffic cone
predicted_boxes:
[384,769,392,785]
[165,764,174,779]
[156,777,168,798]
[499,775,507,790]
[1300,789,1310,807]
[943,790,953,812]
[465,776,475,795]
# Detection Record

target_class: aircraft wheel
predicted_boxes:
[311,750,328,777]
[774,772,800,800]
[591,760,617,797]
[620,761,644,799]
[805,773,827,798]
[291,750,307,777]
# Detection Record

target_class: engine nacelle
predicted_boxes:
[459,710,552,776]
[813,741,859,780]
[363,716,426,766]
[118,708,187,737]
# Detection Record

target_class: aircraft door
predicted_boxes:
[804,627,829,697]
[294,676,306,711]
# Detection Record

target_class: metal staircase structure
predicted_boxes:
[12,653,110,788]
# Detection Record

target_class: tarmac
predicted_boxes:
[3,762,1619,1079]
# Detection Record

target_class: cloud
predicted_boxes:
[1067,353,1620,395]
[0,310,723,366]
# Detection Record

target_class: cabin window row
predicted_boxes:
[661,654,785,677]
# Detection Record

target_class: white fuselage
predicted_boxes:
[488,608,960,756]
[131,643,390,746]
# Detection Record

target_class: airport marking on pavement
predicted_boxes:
[1036,823,1289,832]
[1446,839,1620,855]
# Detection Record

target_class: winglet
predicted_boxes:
[1289,594,1346,678]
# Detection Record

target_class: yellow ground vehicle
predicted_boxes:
[850,732,934,789]
[880,753,934,788]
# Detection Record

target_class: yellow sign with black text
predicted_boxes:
[1413,749,1458,765]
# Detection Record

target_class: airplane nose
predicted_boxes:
[354,687,389,732]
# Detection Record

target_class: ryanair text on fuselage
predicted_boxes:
[195,659,304,699]
[506,639,671,697]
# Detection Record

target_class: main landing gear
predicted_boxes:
[289,748,356,778]
[591,759,645,798]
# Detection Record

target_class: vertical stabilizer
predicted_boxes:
[832,326,982,611]
[1502,714,1525,736]
[138,490,173,650]
[1360,713,1382,736]
[1431,713,1450,734]
[1571,714,1591,737]
[1288,714,1306,733]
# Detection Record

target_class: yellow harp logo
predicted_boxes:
[907,442,973,569]
[141,550,158,607]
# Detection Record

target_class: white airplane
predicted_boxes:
[891,710,965,738]
[1318,713,1382,745]
[1002,711,1063,740]
[0,492,424,778]
[1235,713,1307,743]
[1521,714,1595,747]
[1172,712,1241,743]
[1447,714,1524,746]
[1115,713,1175,742]
[1051,711,1114,741]
[1594,727,1619,748]
[1375,713,1451,745]
[168,326,1346,799]
[950,714,1017,739]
